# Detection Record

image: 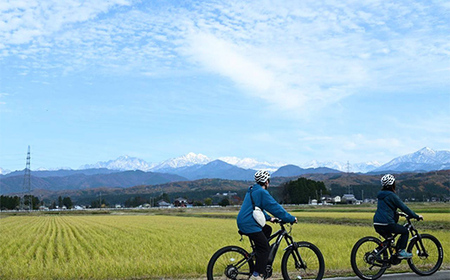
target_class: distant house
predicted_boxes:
[363,198,376,204]
[342,194,357,204]
[213,191,240,205]
[333,196,341,204]
[319,196,342,205]
[157,200,172,208]
[174,197,188,207]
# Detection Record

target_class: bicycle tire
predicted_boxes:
[350,236,388,280]
[407,233,443,276]
[281,241,325,280]
[206,246,254,280]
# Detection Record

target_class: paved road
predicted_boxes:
[324,270,450,280]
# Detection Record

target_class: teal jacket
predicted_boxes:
[237,184,296,234]
[373,190,419,225]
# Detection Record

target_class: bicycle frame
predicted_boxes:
[372,214,424,267]
[244,222,306,277]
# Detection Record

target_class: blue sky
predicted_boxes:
[1,0,449,171]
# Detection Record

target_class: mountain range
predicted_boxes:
[1,147,449,196]
[78,147,450,174]
[372,147,450,172]
[1,147,449,176]
[79,152,282,173]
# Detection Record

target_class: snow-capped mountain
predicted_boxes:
[150,153,211,172]
[0,167,11,175]
[218,156,283,171]
[373,147,450,172]
[3,148,449,176]
[301,160,381,173]
[79,155,155,171]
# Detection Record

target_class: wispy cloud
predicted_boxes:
[0,0,132,45]
[1,0,449,113]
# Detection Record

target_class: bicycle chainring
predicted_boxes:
[390,255,401,265]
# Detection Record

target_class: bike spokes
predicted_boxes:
[282,242,325,280]
[351,237,387,280]
[207,246,253,280]
[407,234,443,276]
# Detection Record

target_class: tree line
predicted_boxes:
[0,178,329,210]
[0,195,73,210]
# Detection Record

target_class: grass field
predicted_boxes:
[0,205,448,279]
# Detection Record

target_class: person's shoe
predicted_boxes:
[397,249,413,259]
[249,275,264,280]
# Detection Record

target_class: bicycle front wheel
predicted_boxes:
[407,234,443,276]
[281,241,325,280]
[206,246,254,280]
[350,236,388,280]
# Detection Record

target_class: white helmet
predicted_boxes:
[381,174,395,187]
[254,170,270,184]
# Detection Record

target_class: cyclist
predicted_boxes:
[373,174,423,259]
[237,170,297,280]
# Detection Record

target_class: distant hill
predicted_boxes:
[185,160,255,180]
[272,164,341,177]
[18,170,450,206]
[80,156,155,171]
[0,170,187,195]
[27,178,252,205]
[296,170,450,201]
[163,160,256,180]
[1,168,122,178]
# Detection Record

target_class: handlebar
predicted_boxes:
[398,212,407,217]
[271,218,297,225]
[398,212,423,221]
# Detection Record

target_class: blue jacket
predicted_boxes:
[237,184,296,234]
[373,190,419,225]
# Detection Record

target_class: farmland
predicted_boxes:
[0,204,448,279]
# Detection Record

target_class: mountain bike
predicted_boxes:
[207,219,325,280]
[350,212,444,280]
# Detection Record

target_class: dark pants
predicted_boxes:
[247,225,272,276]
[374,224,409,251]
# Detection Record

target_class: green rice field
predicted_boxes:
[0,205,448,279]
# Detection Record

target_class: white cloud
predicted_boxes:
[0,0,133,46]
[1,0,448,114]
[182,30,311,110]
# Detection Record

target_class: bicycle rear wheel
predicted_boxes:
[281,241,325,280]
[350,236,388,280]
[407,234,443,276]
[206,246,254,280]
